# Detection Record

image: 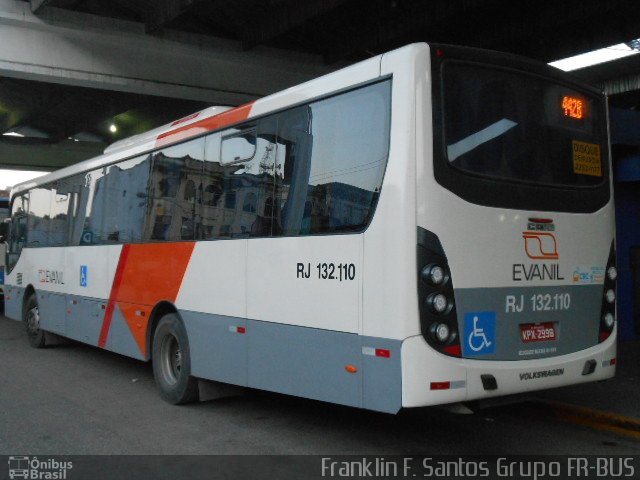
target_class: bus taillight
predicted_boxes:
[421,263,448,286]
[417,227,461,357]
[442,345,462,356]
[599,242,616,343]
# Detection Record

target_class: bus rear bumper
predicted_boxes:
[401,329,617,408]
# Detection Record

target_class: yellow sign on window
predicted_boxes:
[572,141,602,177]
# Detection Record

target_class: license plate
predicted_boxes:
[520,322,557,343]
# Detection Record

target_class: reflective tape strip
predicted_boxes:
[361,347,391,358]
[602,359,616,368]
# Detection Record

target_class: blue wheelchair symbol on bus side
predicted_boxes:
[463,312,496,356]
[80,265,88,287]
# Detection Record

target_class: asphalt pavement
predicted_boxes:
[535,338,640,417]
[1,314,639,456]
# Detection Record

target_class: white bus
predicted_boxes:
[0,194,9,302]
[3,43,616,413]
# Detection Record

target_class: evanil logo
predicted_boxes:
[523,218,558,260]
[513,218,565,282]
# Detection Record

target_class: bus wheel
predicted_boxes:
[24,294,46,348]
[152,313,199,404]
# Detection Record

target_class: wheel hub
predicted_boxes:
[26,307,40,335]
[160,333,183,386]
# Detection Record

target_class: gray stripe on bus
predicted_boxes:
[5,289,403,413]
[184,311,402,413]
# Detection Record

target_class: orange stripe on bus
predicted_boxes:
[98,242,196,356]
[155,102,255,148]
[98,244,132,349]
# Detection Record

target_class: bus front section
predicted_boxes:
[410,45,616,407]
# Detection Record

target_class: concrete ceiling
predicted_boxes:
[2,0,640,171]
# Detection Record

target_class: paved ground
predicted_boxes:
[1,314,639,457]
[536,338,640,419]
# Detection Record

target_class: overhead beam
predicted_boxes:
[31,0,81,13]
[241,0,348,50]
[0,0,332,104]
[30,0,48,13]
[146,0,198,34]
[0,139,104,171]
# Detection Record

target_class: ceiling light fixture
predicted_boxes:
[549,40,640,71]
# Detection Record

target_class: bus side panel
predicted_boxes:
[96,243,193,360]
[180,311,403,413]
[37,290,65,335]
[244,235,365,409]
[246,236,362,333]
[63,245,113,303]
[63,245,113,346]
[247,320,362,409]
[177,241,247,320]
[4,285,25,321]
[182,310,248,387]
[17,247,66,334]
[361,335,402,413]
[65,296,106,347]
[362,44,426,341]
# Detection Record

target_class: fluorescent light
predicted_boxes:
[2,126,48,138]
[549,42,639,71]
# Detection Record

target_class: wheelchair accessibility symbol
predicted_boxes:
[463,312,496,356]
[80,265,88,287]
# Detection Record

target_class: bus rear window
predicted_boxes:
[442,62,606,187]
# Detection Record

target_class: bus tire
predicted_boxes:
[152,313,199,405]
[24,294,46,349]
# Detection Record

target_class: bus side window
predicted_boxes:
[274,80,391,236]
[103,155,152,244]
[275,107,313,236]
[50,179,73,247]
[7,193,28,270]
[203,118,278,240]
[145,137,205,242]
[70,168,107,246]
[221,128,257,165]
[7,215,27,271]
[27,187,53,248]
